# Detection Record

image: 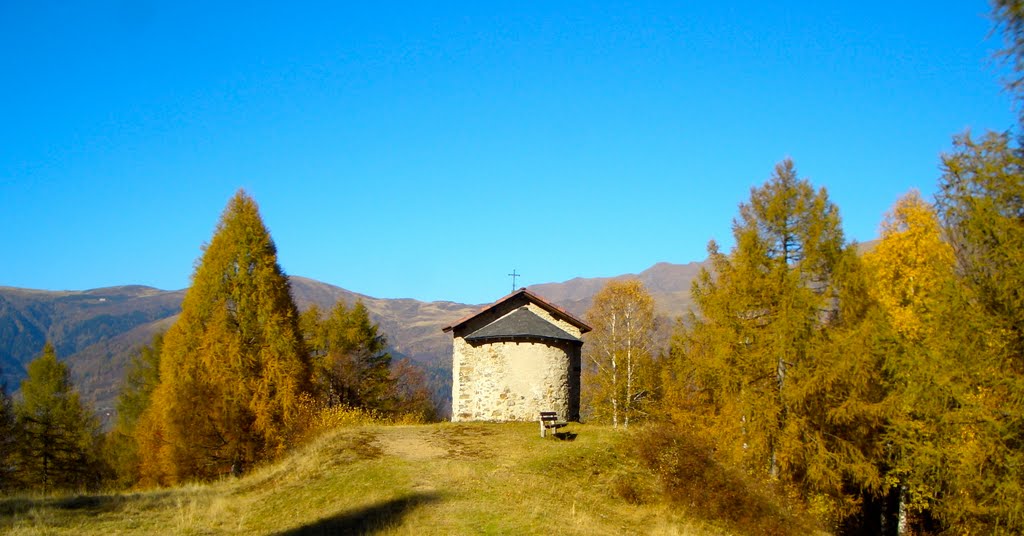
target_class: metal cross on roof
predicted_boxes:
[508,269,520,293]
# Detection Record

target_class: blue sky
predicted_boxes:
[0,1,1016,304]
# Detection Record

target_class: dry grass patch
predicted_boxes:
[0,422,798,535]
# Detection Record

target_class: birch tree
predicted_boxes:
[584,280,657,428]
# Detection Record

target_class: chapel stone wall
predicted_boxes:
[451,336,580,422]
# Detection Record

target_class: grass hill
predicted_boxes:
[0,422,820,535]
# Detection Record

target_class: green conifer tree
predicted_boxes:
[0,371,17,492]
[140,190,311,483]
[15,343,102,492]
[107,333,163,487]
[301,300,393,411]
[387,357,438,422]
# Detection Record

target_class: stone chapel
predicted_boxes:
[442,288,591,422]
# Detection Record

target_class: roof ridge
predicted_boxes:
[463,306,581,343]
[441,288,591,333]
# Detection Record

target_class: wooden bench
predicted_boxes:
[539,411,568,438]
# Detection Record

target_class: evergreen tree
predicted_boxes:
[107,333,163,487]
[15,343,102,492]
[301,301,393,411]
[140,190,311,484]
[0,370,17,492]
[583,279,657,428]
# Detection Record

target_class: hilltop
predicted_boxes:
[0,422,818,535]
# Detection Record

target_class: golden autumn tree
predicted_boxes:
[666,161,905,531]
[775,247,899,531]
[669,159,847,479]
[865,190,955,341]
[138,190,311,484]
[781,193,957,532]
[925,131,1024,533]
[583,279,657,428]
[855,190,957,533]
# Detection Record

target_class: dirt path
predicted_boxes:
[373,424,499,462]
[375,426,448,460]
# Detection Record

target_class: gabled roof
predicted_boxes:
[442,288,592,334]
[464,307,581,343]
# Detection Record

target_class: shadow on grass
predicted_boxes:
[274,492,442,536]
[551,431,578,441]
[0,490,175,517]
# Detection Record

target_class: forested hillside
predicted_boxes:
[0,261,706,419]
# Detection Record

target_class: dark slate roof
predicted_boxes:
[442,288,592,334]
[464,307,581,343]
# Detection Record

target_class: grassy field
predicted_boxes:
[0,422,805,535]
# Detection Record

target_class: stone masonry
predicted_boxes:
[443,290,589,422]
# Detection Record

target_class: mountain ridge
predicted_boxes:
[0,260,710,416]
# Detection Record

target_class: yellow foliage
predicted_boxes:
[583,279,658,428]
[292,395,430,444]
[864,190,955,341]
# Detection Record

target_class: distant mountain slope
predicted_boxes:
[0,285,185,390]
[70,315,179,417]
[0,262,709,417]
[527,261,707,320]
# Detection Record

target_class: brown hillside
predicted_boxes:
[1,261,718,419]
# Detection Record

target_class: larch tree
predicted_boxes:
[15,343,103,492]
[938,132,1024,354]
[139,190,311,484]
[777,192,959,533]
[855,190,958,533]
[925,131,1024,533]
[670,159,846,478]
[865,190,955,341]
[771,245,898,531]
[993,0,1024,120]
[583,279,657,428]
